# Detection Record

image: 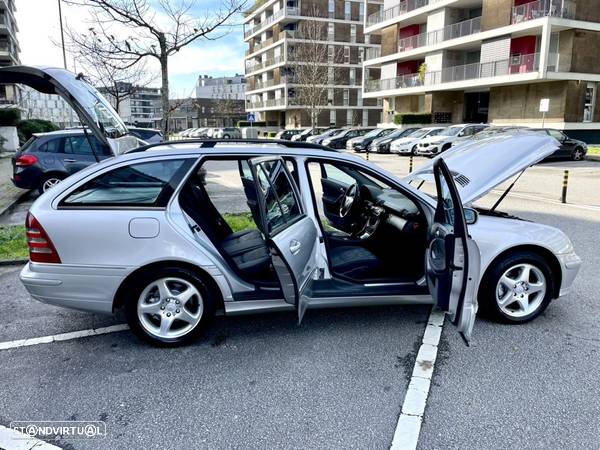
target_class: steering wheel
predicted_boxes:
[339,183,358,218]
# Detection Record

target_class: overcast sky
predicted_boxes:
[15,0,247,97]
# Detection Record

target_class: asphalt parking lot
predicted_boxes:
[0,154,599,449]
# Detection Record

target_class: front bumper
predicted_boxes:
[416,146,439,156]
[556,251,582,297]
[391,146,413,154]
[20,262,128,314]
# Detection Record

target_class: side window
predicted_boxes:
[323,163,356,186]
[548,130,565,141]
[64,135,94,155]
[38,138,62,153]
[255,159,302,234]
[61,159,192,207]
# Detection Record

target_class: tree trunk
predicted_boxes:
[159,35,170,136]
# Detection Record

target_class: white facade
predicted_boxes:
[20,87,79,128]
[0,0,20,104]
[195,74,247,100]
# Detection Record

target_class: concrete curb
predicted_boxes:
[0,188,30,218]
[0,259,27,266]
[586,154,600,162]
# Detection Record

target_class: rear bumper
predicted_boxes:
[556,251,582,297]
[20,262,128,314]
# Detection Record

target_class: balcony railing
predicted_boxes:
[367,0,432,27]
[244,6,300,38]
[365,47,381,60]
[366,53,554,92]
[398,16,481,53]
[245,55,285,73]
[511,0,575,24]
[247,98,286,109]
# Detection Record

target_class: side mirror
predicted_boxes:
[464,207,478,225]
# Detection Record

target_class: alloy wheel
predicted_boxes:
[42,178,62,192]
[137,277,203,340]
[495,263,547,318]
[573,148,584,161]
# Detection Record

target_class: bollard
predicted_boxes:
[409,155,413,173]
[561,169,569,203]
[366,148,370,161]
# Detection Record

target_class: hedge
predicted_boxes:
[0,108,21,126]
[17,119,60,144]
[237,120,267,127]
[393,113,432,125]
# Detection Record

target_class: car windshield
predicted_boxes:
[408,129,432,139]
[427,129,445,137]
[439,126,463,137]
[364,128,384,138]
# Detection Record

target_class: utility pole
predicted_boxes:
[58,0,67,69]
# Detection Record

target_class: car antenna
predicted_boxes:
[490,168,527,212]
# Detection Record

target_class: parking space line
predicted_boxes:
[0,424,63,450]
[390,308,445,450]
[0,324,129,351]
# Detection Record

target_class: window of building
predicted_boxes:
[349,68,356,85]
[328,44,334,62]
[359,47,364,63]
[350,25,356,43]
[343,89,349,106]
[362,110,368,127]
[328,0,335,18]
[584,82,596,122]
[344,1,351,20]
[344,46,350,64]
[328,88,334,104]
[346,109,353,125]
[61,159,193,207]
[328,23,335,41]
[329,110,336,125]
[328,66,334,84]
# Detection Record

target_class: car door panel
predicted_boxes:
[426,158,480,343]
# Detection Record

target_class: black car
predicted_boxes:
[275,129,304,140]
[349,128,395,152]
[322,127,375,149]
[291,127,331,142]
[530,129,588,161]
[12,129,113,193]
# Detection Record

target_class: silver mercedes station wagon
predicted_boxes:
[2,66,582,346]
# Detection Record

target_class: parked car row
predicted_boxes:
[178,127,243,139]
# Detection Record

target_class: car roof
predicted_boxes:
[128,127,161,132]
[32,129,96,138]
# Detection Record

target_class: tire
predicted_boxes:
[478,251,555,324]
[572,147,584,161]
[223,134,230,139]
[411,145,417,155]
[39,174,64,194]
[124,267,216,346]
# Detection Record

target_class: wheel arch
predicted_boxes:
[112,260,225,313]
[479,244,562,300]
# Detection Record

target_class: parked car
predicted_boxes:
[322,127,375,149]
[275,129,304,140]
[416,124,489,157]
[188,128,208,138]
[6,66,582,348]
[291,127,330,142]
[307,128,343,144]
[127,127,164,144]
[347,128,395,152]
[529,129,588,161]
[390,127,446,155]
[213,127,242,139]
[11,129,114,194]
[179,128,195,138]
[368,128,421,154]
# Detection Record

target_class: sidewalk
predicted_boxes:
[0,154,27,217]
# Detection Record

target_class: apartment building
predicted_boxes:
[101,84,162,127]
[0,0,20,104]
[196,74,247,100]
[363,0,600,139]
[20,86,80,128]
[243,0,383,128]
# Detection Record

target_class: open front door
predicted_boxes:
[249,157,319,322]
[427,159,481,343]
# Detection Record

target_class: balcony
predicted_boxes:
[245,55,285,74]
[247,98,286,109]
[366,0,430,27]
[511,0,575,24]
[365,52,555,93]
[244,6,300,39]
[398,16,481,52]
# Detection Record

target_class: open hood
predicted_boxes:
[404,133,559,205]
[0,65,138,154]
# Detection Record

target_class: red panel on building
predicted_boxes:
[398,24,421,39]
[509,35,538,73]
[397,60,420,75]
[513,0,533,6]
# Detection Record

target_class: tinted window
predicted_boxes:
[548,130,565,141]
[64,135,95,155]
[62,159,192,207]
[255,160,301,234]
[38,138,62,153]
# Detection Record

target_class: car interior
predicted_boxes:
[178,156,429,294]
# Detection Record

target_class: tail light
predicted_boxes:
[15,154,39,167]
[25,213,61,263]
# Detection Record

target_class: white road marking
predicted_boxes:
[390,308,445,450]
[0,424,63,450]
[0,324,129,351]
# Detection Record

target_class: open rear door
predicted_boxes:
[249,157,319,322]
[427,159,481,343]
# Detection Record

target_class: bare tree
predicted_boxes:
[287,12,343,128]
[213,96,244,126]
[64,0,246,135]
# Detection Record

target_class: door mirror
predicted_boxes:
[464,208,478,225]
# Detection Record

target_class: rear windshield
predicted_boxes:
[60,158,193,207]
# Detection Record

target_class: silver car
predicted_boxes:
[4,66,581,346]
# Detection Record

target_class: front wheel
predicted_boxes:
[478,251,554,324]
[572,147,584,161]
[125,267,216,346]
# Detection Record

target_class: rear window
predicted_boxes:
[19,136,37,153]
[61,159,193,207]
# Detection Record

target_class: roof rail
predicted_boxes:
[124,138,337,154]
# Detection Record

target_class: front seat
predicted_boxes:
[329,245,382,280]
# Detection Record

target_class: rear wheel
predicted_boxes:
[478,251,554,324]
[572,147,584,161]
[39,175,64,194]
[124,267,216,346]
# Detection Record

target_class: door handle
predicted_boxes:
[289,239,301,255]
[63,159,77,163]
